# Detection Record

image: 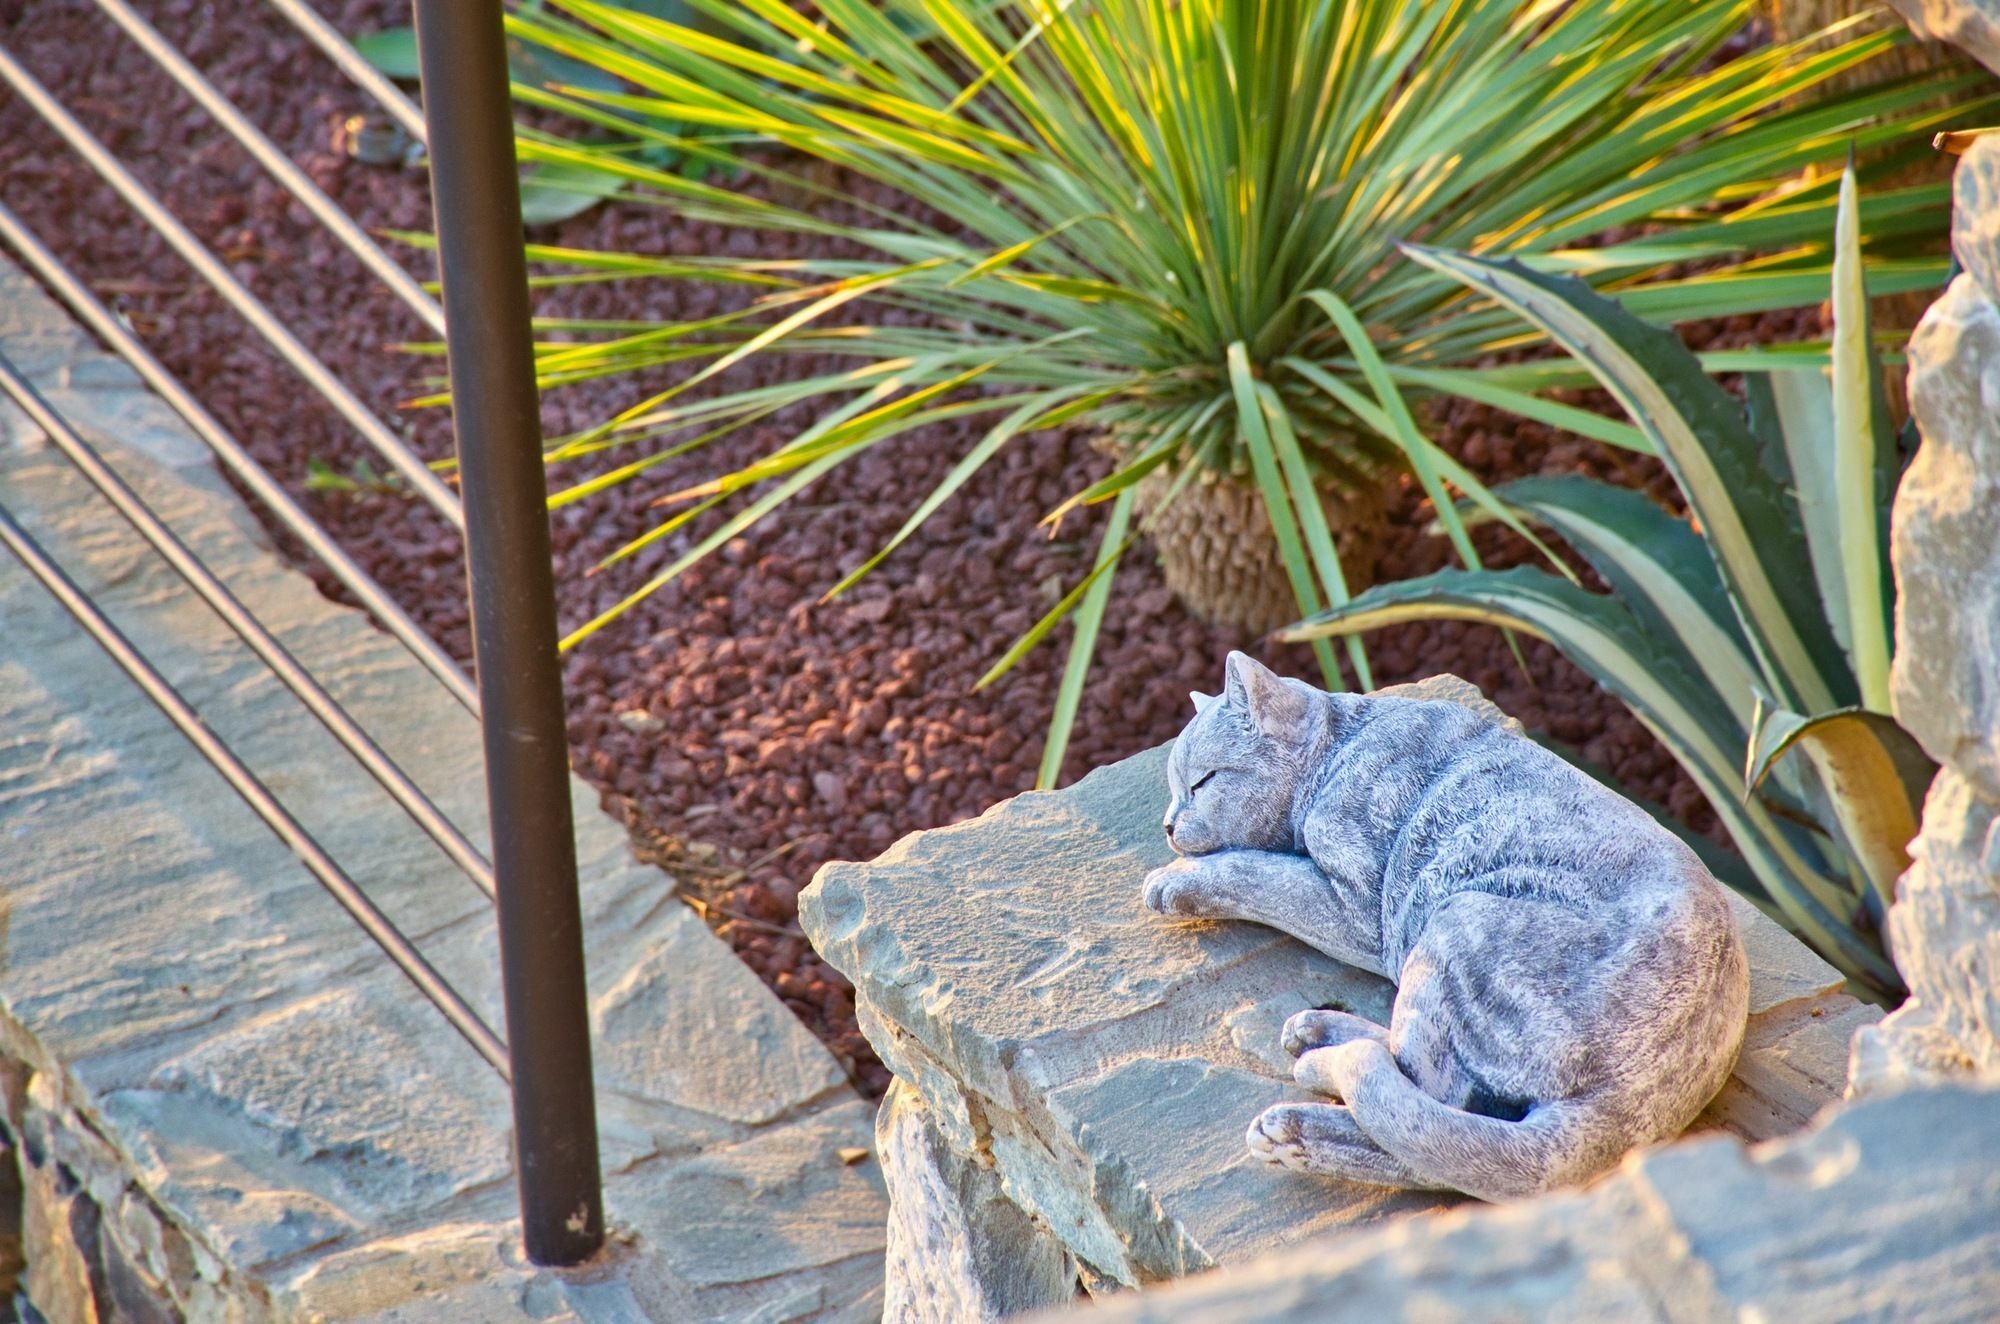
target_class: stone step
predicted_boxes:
[0,255,886,1321]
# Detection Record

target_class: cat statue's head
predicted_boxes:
[1163,651,1327,857]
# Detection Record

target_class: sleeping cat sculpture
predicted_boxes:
[1143,653,1749,1202]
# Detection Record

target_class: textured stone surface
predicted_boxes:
[1038,1084,2000,1323]
[1955,136,2000,306]
[877,1082,1077,1322]
[1890,0,2000,77]
[0,255,885,1318]
[803,680,1870,1293]
[1853,770,2000,1090]
[1893,272,2000,803]
[1854,181,2000,1094]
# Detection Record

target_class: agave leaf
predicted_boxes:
[1752,367,1851,653]
[1286,568,1900,992]
[518,157,628,226]
[1400,245,1852,718]
[352,26,421,80]
[1828,163,1896,711]
[1487,475,1761,733]
[1747,704,1937,917]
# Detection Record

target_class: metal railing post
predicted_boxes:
[409,0,605,1267]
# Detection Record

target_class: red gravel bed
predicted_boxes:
[0,0,1803,1095]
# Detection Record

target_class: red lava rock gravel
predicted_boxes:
[0,0,1815,1095]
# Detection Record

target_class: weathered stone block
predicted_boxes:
[878,1082,1077,1322]
[1039,1084,2000,1323]
[1893,271,2000,803]
[1853,770,2000,1094]
[0,251,887,1320]
[804,740,1446,1288]
[1955,136,2000,306]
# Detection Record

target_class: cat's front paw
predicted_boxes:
[1142,857,1224,917]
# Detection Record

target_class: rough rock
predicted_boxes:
[1892,271,2000,802]
[1889,0,2000,77]
[1954,136,2000,306]
[1032,1083,2000,1323]
[877,1081,1078,1322]
[803,677,1872,1296]
[1852,770,2000,1090]
[1854,173,2000,1093]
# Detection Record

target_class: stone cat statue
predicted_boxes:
[1143,653,1749,1202]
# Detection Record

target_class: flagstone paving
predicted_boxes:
[0,255,887,1321]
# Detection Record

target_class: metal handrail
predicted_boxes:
[0,0,607,1268]
[89,0,445,336]
[0,200,480,715]
[0,501,509,1077]
[0,354,496,900]
[264,0,428,142]
[413,0,606,1267]
[0,42,464,525]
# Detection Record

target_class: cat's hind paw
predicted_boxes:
[1247,1103,1417,1187]
[1247,1102,1320,1172]
[1281,1008,1389,1058]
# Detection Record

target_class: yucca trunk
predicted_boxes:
[1758,0,1969,92]
[1136,466,1387,637]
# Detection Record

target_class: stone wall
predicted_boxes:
[1849,134,2000,1093]
[0,1035,252,1322]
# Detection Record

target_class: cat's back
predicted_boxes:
[1308,693,1699,914]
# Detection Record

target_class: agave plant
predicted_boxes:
[483,0,1980,787]
[1288,167,1936,997]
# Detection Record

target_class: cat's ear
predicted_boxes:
[1222,651,1309,738]
[1189,691,1218,715]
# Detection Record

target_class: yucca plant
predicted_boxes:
[1289,167,1937,997]
[481,0,1982,787]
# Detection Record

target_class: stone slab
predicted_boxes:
[0,254,884,1318]
[804,705,1873,1291]
[1041,1084,2000,1323]
[875,1081,1076,1323]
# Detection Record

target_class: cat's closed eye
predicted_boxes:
[1190,771,1218,792]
